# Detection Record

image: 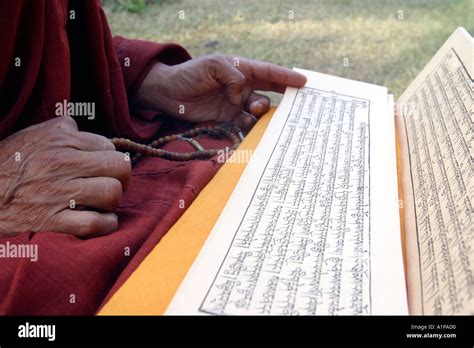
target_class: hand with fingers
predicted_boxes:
[135,54,307,129]
[0,116,131,238]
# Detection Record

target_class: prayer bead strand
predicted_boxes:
[110,124,244,163]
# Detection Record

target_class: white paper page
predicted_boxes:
[396,27,474,314]
[166,69,408,315]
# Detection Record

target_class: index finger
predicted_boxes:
[239,57,307,92]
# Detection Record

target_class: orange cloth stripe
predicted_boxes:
[99,109,275,315]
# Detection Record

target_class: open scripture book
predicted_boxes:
[166,27,473,315]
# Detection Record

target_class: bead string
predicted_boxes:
[110,123,245,163]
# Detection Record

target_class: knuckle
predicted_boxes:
[55,116,78,130]
[99,151,117,170]
[76,218,97,237]
[76,132,115,151]
[210,53,224,61]
[208,53,225,67]
[103,179,123,207]
[94,134,115,151]
[106,214,119,232]
[80,214,117,236]
[112,152,132,176]
[102,138,116,151]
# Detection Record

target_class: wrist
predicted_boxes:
[134,62,174,113]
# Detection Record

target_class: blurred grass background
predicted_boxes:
[103,0,473,102]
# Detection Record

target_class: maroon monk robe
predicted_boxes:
[0,0,228,314]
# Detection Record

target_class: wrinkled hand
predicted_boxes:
[136,54,307,129]
[0,116,131,238]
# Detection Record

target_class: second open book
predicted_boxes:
[166,27,473,315]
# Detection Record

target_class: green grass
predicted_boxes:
[103,0,473,101]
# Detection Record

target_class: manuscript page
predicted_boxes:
[166,69,408,315]
[397,27,473,314]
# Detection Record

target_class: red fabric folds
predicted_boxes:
[0,0,223,314]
